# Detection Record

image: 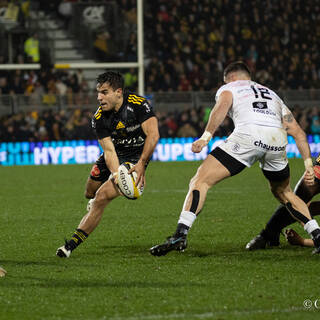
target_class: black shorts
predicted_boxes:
[262,164,290,182]
[90,153,144,182]
[210,147,246,176]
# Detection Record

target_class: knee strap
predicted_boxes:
[285,202,309,224]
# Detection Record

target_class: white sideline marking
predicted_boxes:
[148,189,242,194]
[108,307,304,320]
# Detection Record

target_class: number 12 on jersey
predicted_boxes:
[251,85,272,100]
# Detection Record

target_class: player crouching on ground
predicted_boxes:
[56,71,159,258]
[246,161,320,250]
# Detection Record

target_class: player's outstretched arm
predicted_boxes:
[192,91,233,153]
[129,116,159,187]
[282,110,314,186]
[285,228,315,247]
[99,137,120,179]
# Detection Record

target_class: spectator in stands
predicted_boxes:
[125,32,137,62]
[30,81,45,106]
[124,68,137,91]
[178,74,192,91]
[9,74,24,95]
[24,32,40,63]
[58,0,73,30]
[311,116,320,134]
[93,29,115,62]
[310,107,320,134]
[56,78,68,100]
[177,123,197,138]
[77,78,90,105]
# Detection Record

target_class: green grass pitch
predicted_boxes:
[1,159,320,319]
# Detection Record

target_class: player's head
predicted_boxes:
[223,61,251,83]
[96,71,124,112]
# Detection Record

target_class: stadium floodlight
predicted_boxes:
[0,0,145,95]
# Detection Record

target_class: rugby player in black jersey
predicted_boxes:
[56,71,159,258]
[246,157,320,251]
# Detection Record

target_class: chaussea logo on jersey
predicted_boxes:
[252,101,276,116]
[254,140,285,151]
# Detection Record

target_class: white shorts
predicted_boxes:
[217,130,288,172]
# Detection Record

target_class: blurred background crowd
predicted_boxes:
[0,0,320,142]
[2,105,320,142]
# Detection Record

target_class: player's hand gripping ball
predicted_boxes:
[117,162,144,199]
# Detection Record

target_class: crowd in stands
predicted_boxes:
[2,104,320,143]
[144,0,320,92]
[0,108,96,142]
[0,66,91,107]
[1,0,320,142]
[1,0,320,94]
[1,0,320,100]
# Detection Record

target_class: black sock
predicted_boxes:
[174,223,189,237]
[309,201,320,217]
[311,229,320,248]
[67,229,88,251]
[263,205,296,238]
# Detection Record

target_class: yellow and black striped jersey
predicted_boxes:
[91,92,155,159]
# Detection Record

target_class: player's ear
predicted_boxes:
[116,88,123,95]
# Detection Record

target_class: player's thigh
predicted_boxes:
[95,179,121,202]
[193,154,233,188]
[85,176,103,198]
[262,164,291,202]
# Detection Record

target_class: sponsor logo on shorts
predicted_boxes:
[232,143,241,152]
[254,140,285,151]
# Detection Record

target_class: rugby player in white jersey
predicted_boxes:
[150,61,320,256]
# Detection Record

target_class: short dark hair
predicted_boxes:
[96,71,124,91]
[223,61,251,78]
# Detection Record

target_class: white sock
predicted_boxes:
[304,219,320,235]
[178,210,197,228]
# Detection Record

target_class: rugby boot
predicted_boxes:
[246,230,280,251]
[150,234,187,256]
[56,240,72,258]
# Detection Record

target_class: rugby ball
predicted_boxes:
[117,162,143,199]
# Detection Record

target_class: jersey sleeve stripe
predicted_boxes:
[128,94,145,102]
[94,107,102,119]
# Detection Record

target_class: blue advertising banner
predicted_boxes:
[1,136,320,166]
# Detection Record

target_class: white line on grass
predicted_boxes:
[108,306,305,320]
[148,189,243,194]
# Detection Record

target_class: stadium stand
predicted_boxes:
[0,0,320,141]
